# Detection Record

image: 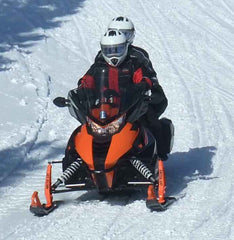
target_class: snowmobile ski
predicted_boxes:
[30,203,58,216]
[30,191,58,216]
[146,196,176,211]
[145,160,176,211]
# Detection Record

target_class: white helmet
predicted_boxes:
[100,30,128,67]
[108,16,135,44]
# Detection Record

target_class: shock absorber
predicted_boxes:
[52,159,83,190]
[130,158,156,183]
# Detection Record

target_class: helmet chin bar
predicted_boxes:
[111,58,118,66]
[103,50,128,67]
[103,55,121,67]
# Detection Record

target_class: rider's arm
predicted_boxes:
[131,52,168,118]
[77,64,96,89]
[77,51,104,88]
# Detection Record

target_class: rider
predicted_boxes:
[95,16,151,68]
[78,29,173,160]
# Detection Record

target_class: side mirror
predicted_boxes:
[53,97,70,107]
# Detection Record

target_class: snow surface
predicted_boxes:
[0,0,234,239]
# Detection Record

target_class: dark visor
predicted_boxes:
[101,43,126,57]
[120,29,134,41]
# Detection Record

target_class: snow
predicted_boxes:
[0,0,234,239]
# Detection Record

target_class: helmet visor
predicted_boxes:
[101,43,126,58]
[120,29,134,42]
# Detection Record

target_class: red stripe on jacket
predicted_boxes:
[108,67,119,93]
[80,74,95,88]
[133,68,152,88]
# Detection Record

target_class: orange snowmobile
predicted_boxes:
[30,75,175,216]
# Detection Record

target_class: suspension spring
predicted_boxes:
[130,158,156,183]
[59,160,82,182]
[52,159,83,190]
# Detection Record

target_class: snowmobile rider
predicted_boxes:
[91,16,172,159]
[78,29,172,160]
[94,16,154,73]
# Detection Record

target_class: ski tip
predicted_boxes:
[30,202,58,217]
[146,196,176,212]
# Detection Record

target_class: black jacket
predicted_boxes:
[78,45,168,120]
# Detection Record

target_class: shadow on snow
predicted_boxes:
[0,143,216,207]
[164,146,216,196]
[76,146,216,206]
[0,140,65,186]
[0,0,85,71]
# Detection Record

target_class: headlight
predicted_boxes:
[87,115,125,136]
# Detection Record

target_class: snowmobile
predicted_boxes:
[30,72,175,216]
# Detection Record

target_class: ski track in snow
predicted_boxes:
[0,0,234,239]
[0,45,52,182]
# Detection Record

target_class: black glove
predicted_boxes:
[136,81,152,102]
[136,80,151,92]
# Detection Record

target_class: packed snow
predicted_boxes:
[0,0,234,239]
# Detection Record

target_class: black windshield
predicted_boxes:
[68,69,145,125]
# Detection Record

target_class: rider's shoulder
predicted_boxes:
[94,50,104,63]
[128,45,149,59]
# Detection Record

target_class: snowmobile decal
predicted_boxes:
[74,125,94,170]
[44,163,53,208]
[158,159,166,203]
[105,123,139,169]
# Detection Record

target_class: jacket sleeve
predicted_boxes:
[149,84,168,118]
[77,51,103,88]
[133,64,168,118]
[140,55,168,118]
[131,46,159,87]
[132,48,168,118]
[77,64,95,89]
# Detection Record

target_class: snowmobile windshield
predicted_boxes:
[86,85,143,125]
[67,71,145,126]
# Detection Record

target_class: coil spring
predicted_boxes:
[130,158,153,181]
[59,160,82,183]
